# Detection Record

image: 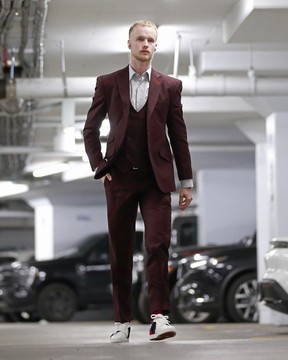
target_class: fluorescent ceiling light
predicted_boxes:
[33,163,69,178]
[0,181,29,198]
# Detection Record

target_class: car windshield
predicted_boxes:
[54,233,109,259]
[239,233,256,247]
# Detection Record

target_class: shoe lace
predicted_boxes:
[114,322,130,333]
[150,314,170,324]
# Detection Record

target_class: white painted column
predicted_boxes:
[266,113,288,237]
[255,142,275,323]
[237,118,288,323]
[261,112,288,324]
[27,198,54,260]
[54,99,76,152]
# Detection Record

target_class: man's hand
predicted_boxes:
[178,188,193,211]
[101,173,112,183]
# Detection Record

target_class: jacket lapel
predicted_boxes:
[116,66,130,112]
[147,69,161,120]
[116,66,161,122]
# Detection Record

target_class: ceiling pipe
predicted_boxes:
[1,75,287,99]
[60,39,68,97]
[1,0,22,34]
[172,33,181,78]
[18,0,32,73]
[178,75,288,96]
[33,0,48,78]
[0,0,12,33]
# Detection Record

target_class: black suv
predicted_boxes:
[0,232,144,322]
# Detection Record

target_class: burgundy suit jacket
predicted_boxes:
[83,66,192,193]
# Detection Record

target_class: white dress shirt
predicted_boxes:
[129,65,151,111]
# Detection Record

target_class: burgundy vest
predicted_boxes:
[114,103,153,174]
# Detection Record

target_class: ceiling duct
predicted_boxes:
[0,101,35,180]
[0,0,48,180]
[32,0,48,78]
[0,75,286,99]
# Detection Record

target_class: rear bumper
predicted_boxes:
[258,279,288,314]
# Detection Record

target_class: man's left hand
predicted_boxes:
[178,188,193,211]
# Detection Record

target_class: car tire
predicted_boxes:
[225,272,258,323]
[137,287,151,324]
[132,290,149,324]
[37,283,77,322]
[171,285,218,324]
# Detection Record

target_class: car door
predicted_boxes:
[82,237,112,305]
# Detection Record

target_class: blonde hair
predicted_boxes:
[129,20,158,39]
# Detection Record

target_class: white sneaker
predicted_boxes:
[149,314,176,341]
[110,322,131,343]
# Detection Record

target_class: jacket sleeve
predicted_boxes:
[166,79,193,182]
[83,76,107,171]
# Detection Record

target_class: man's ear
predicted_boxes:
[128,40,131,49]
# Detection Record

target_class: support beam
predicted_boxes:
[199,51,288,76]
[223,0,288,43]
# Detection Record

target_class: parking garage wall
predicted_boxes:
[197,168,256,245]
[53,205,108,253]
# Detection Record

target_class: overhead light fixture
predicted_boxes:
[0,181,29,198]
[33,163,69,178]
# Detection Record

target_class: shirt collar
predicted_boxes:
[129,65,151,81]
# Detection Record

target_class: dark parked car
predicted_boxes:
[136,234,257,324]
[0,232,144,322]
[172,234,257,323]
[136,242,228,324]
[0,253,18,265]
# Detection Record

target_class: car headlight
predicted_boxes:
[208,256,228,267]
[179,254,228,272]
[11,262,39,287]
[179,254,209,271]
[133,253,144,273]
[189,259,208,269]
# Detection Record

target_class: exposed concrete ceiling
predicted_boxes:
[0,0,288,208]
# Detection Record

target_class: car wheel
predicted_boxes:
[137,287,151,324]
[226,272,258,322]
[37,283,77,322]
[171,285,218,323]
[133,289,149,324]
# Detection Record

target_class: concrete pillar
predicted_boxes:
[260,113,288,324]
[54,99,76,152]
[27,198,54,261]
[255,142,274,323]
[237,117,288,324]
[266,113,288,237]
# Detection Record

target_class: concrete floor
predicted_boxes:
[0,322,288,360]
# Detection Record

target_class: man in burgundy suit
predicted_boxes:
[83,20,193,343]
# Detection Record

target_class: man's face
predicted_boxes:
[128,25,157,62]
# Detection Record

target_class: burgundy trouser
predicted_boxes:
[104,168,171,322]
